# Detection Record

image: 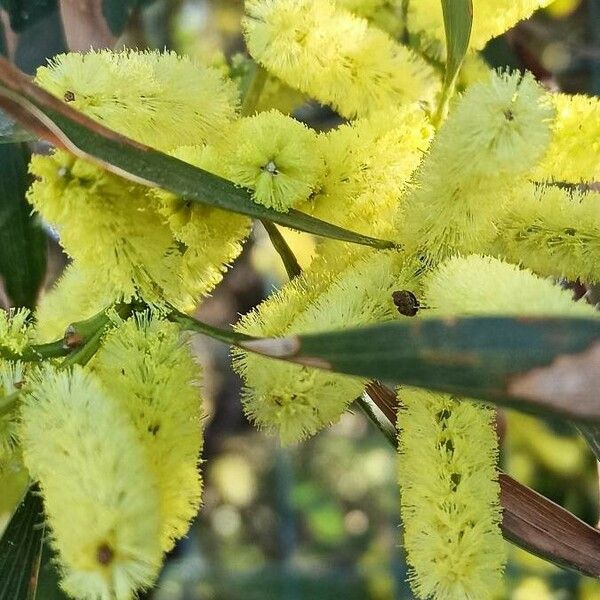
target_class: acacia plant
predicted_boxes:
[1,0,600,599]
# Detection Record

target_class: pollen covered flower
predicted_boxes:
[244,0,437,118]
[20,366,163,600]
[28,151,180,303]
[225,110,325,212]
[534,93,600,183]
[35,50,239,152]
[155,144,251,307]
[302,104,433,244]
[399,71,552,266]
[92,314,204,552]
[493,185,600,284]
[233,250,416,443]
[398,387,505,600]
[423,254,599,316]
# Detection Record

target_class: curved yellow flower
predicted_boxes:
[92,315,204,552]
[244,0,437,118]
[21,366,162,600]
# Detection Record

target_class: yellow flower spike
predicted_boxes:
[398,254,594,600]
[233,249,416,443]
[20,366,163,600]
[534,93,600,183]
[399,71,553,266]
[226,110,325,212]
[493,185,600,283]
[244,0,438,118]
[397,387,505,600]
[303,104,434,242]
[92,315,204,552]
[422,254,599,317]
[35,50,239,152]
[155,144,251,308]
[407,0,554,57]
[27,151,184,308]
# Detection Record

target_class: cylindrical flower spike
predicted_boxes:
[398,387,505,600]
[35,50,239,152]
[399,71,552,267]
[20,366,163,600]
[398,254,597,600]
[233,249,417,443]
[533,93,600,183]
[27,151,182,308]
[492,185,600,284]
[302,104,434,243]
[407,0,554,56]
[92,315,204,552]
[243,0,437,118]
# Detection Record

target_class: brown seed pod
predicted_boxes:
[392,290,420,317]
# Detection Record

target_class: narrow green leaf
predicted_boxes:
[0,59,396,249]
[0,487,45,600]
[434,0,473,125]
[242,317,600,422]
[441,0,473,88]
[0,143,47,309]
[0,111,37,144]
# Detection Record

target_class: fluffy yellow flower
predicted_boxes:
[244,0,437,118]
[20,366,163,600]
[36,50,239,152]
[423,254,599,316]
[399,72,552,266]
[225,110,325,212]
[493,185,600,283]
[28,151,182,307]
[534,93,600,183]
[92,315,204,552]
[233,249,416,443]
[302,104,433,246]
[155,144,251,307]
[398,387,505,600]
[334,0,404,34]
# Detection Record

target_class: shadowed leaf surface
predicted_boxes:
[0,488,45,599]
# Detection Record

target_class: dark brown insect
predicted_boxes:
[63,324,84,349]
[392,290,420,317]
[63,90,76,102]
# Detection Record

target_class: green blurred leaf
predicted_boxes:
[0,488,45,600]
[0,0,56,33]
[0,58,396,249]
[35,541,69,600]
[0,143,47,309]
[242,317,600,422]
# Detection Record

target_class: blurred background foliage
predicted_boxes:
[1,1,600,598]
